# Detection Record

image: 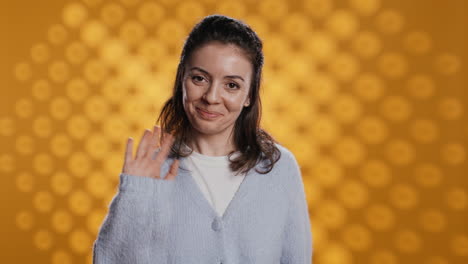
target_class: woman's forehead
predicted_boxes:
[186,42,252,77]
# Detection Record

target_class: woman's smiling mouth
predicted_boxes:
[196,107,222,120]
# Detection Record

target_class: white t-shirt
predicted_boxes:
[185,150,246,218]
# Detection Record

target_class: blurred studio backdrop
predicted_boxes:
[1,0,467,263]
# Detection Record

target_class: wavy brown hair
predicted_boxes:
[156,14,280,175]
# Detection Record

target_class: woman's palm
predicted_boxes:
[122,125,179,180]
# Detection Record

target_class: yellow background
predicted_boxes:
[1,0,467,263]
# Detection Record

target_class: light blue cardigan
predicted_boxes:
[93,143,313,263]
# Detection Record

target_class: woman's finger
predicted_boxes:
[154,132,175,164]
[135,129,151,159]
[150,125,161,149]
[124,137,134,163]
[164,159,180,180]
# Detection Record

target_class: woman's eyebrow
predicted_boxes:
[189,66,245,82]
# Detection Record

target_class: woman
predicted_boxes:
[93,14,312,264]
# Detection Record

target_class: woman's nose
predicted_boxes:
[202,82,221,104]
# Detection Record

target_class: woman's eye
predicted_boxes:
[227,82,239,89]
[192,76,205,82]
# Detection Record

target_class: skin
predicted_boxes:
[122,41,253,180]
[182,41,253,156]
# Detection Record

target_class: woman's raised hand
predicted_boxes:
[122,125,179,180]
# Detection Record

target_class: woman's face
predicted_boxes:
[182,41,252,137]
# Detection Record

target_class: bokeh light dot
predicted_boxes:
[434,53,461,75]
[66,78,90,102]
[304,31,338,63]
[315,199,347,229]
[352,30,382,59]
[84,95,111,122]
[50,133,74,158]
[378,52,409,79]
[258,0,288,22]
[352,72,385,101]
[100,2,126,27]
[68,151,92,178]
[376,9,405,35]
[66,114,91,140]
[87,208,107,234]
[359,159,391,187]
[216,1,247,19]
[51,171,74,196]
[303,0,334,19]
[410,119,439,143]
[50,96,73,120]
[63,2,88,28]
[445,187,467,211]
[32,79,53,101]
[318,242,353,264]
[81,20,109,47]
[333,136,366,166]
[394,229,422,253]
[341,223,373,251]
[312,156,343,187]
[65,41,89,65]
[51,209,74,234]
[30,42,50,63]
[0,117,15,137]
[69,189,93,216]
[13,62,33,82]
[119,20,147,48]
[51,250,73,264]
[349,0,381,16]
[47,24,68,45]
[355,115,389,144]
[16,171,35,192]
[15,139,34,161]
[413,163,443,188]
[330,93,362,123]
[48,60,70,83]
[380,95,412,122]
[83,59,110,84]
[33,152,55,175]
[326,9,359,40]
[404,31,432,55]
[440,142,466,165]
[406,74,436,99]
[337,179,368,209]
[437,97,464,120]
[419,208,446,233]
[137,1,164,27]
[175,0,205,27]
[69,229,93,254]
[33,191,55,213]
[327,52,360,82]
[388,183,419,210]
[34,229,54,251]
[451,234,468,257]
[15,97,34,118]
[365,203,395,231]
[0,154,15,173]
[16,210,35,231]
[369,249,398,264]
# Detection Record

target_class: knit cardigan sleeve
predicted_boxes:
[279,150,313,264]
[92,173,175,264]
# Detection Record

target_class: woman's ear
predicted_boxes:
[244,98,250,107]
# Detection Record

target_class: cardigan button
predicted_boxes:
[211,218,222,231]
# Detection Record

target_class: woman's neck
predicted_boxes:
[188,129,236,157]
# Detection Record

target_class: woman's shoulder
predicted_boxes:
[273,142,300,168]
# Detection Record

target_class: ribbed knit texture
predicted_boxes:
[92,143,313,264]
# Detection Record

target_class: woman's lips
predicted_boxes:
[196,107,222,119]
